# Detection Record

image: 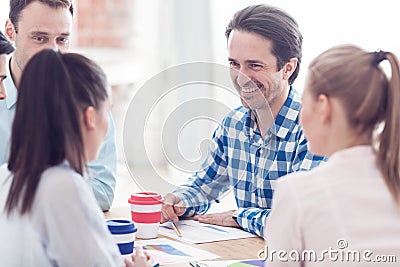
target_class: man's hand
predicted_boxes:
[161,193,187,223]
[193,210,240,228]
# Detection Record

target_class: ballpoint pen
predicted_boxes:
[171,221,182,238]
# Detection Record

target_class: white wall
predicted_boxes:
[0,2,8,29]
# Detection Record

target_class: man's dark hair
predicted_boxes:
[0,31,15,55]
[9,0,74,32]
[226,4,302,85]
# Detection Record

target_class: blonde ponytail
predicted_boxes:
[376,52,400,204]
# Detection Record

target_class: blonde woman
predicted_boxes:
[265,45,400,266]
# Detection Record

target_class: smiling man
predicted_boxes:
[0,0,117,211]
[162,4,326,238]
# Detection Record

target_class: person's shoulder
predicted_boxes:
[276,162,330,194]
[284,87,302,111]
[42,162,80,178]
[226,106,247,117]
[223,106,248,125]
[33,163,93,214]
[38,163,84,196]
[275,88,303,139]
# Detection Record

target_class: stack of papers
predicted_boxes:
[159,220,257,244]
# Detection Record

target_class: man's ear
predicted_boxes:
[282,58,298,81]
[83,106,96,131]
[317,94,332,124]
[5,19,16,41]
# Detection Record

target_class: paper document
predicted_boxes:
[135,238,220,265]
[159,220,257,244]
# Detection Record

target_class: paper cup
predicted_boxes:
[107,219,137,255]
[128,192,163,239]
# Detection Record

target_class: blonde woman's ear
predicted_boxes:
[317,94,332,124]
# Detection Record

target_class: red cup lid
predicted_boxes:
[128,192,163,205]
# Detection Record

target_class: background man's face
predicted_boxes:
[9,1,72,73]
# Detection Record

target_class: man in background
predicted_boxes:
[162,4,325,237]
[0,0,117,211]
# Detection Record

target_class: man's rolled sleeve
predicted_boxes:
[236,207,270,238]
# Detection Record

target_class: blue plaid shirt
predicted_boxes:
[173,87,325,237]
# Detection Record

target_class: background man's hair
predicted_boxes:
[9,0,74,32]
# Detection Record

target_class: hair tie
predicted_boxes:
[373,50,386,65]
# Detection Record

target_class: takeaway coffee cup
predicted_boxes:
[128,192,163,239]
[106,219,137,255]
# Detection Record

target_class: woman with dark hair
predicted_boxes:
[0,31,14,99]
[0,49,152,267]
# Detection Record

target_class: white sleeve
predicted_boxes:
[32,168,122,267]
[264,177,303,267]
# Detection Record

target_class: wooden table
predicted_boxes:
[104,206,265,265]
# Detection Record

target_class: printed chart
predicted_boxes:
[135,238,219,265]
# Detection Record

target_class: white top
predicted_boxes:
[0,162,122,267]
[265,146,400,266]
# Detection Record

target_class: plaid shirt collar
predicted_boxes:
[243,86,300,142]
